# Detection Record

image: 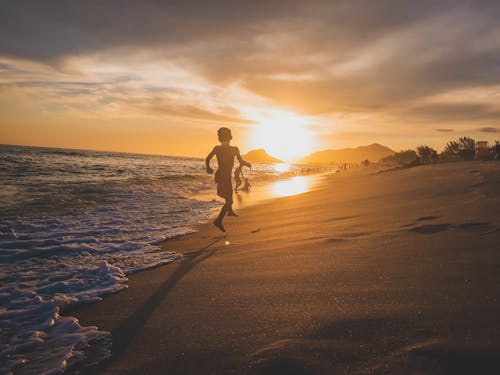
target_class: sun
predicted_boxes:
[248,109,316,162]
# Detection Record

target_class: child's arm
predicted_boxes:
[205,147,216,174]
[235,147,251,169]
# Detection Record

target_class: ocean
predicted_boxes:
[0,144,310,374]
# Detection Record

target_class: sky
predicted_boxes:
[1,0,499,160]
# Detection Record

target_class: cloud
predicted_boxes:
[0,57,252,125]
[435,128,454,132]
[3,1,500,145]
[0,1,300,63]
[401,103,500,123]
[145,96,253,124]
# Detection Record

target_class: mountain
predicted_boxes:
[243,149,283,164]
[299,143,394,165]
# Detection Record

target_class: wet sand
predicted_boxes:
[72,161,500,374]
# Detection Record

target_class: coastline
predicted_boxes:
[71,161,500,374]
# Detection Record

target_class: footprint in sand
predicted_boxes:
[401,223,416,228]
[416,215,440,222]
[409,224,451,234]
[401,216,440,229]
[340,231,376,238]
[408,220,498,235]
[326,238,348,243]
[325,231,375,243]
[325,215,359,223]
[457,222,497,232]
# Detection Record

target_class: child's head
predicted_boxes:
[217,127,232,143]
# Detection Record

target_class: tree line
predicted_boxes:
[381,137,500,166]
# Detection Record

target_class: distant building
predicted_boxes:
[476,141,489,159]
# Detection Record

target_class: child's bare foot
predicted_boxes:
[213,220,226,232]
[228,210,238,217]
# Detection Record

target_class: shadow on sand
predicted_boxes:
[74,236,223,374]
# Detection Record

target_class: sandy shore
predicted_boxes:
[72,161,500,374]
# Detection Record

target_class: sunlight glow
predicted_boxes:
[247,109,316,162]
[271,176,311,197]
[273,163,290,173]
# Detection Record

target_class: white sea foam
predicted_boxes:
[0,204,188,374]
[0,187,201,373]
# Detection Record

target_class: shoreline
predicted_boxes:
[63,169,330,373]
[197,171,329,224]
[70,161,500,374]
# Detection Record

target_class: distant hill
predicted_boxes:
[243,149,283,164]
[299,143,394,165]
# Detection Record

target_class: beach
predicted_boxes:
[72,161,500,374]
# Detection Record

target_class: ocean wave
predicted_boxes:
[159,173,199,181]
[39,149,91,158]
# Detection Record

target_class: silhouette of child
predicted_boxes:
[206,127,251,232]
[234,165,243,192]
[234,165,251,192]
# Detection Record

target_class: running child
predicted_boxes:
[205,127,251,232]
[234,165,251,193]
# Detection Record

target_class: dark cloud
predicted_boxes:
[401,103,500,123]
[435,128,454,132]
[478,127,499,133]
[0,1,301,62]
[2,0,500,123]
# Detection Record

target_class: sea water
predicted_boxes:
[0,145,305,374]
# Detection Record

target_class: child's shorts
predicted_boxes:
[215,171,233,200]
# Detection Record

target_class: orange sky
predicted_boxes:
[1,1,499,161]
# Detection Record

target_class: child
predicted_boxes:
[234,165,250,192]
[234,165,243,192]
[206,127,251,232]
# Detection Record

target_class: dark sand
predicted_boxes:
[72,162,500,374]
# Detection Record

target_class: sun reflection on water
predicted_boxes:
[271,176,311,197]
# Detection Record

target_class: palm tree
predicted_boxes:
[416,145,438,163]
[443,137,475,160]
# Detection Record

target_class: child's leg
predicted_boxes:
[214,206,227,232]
[227,194,237,216]
[226,194,237,216]
[214,196,232,231]
[216,203,229,223]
